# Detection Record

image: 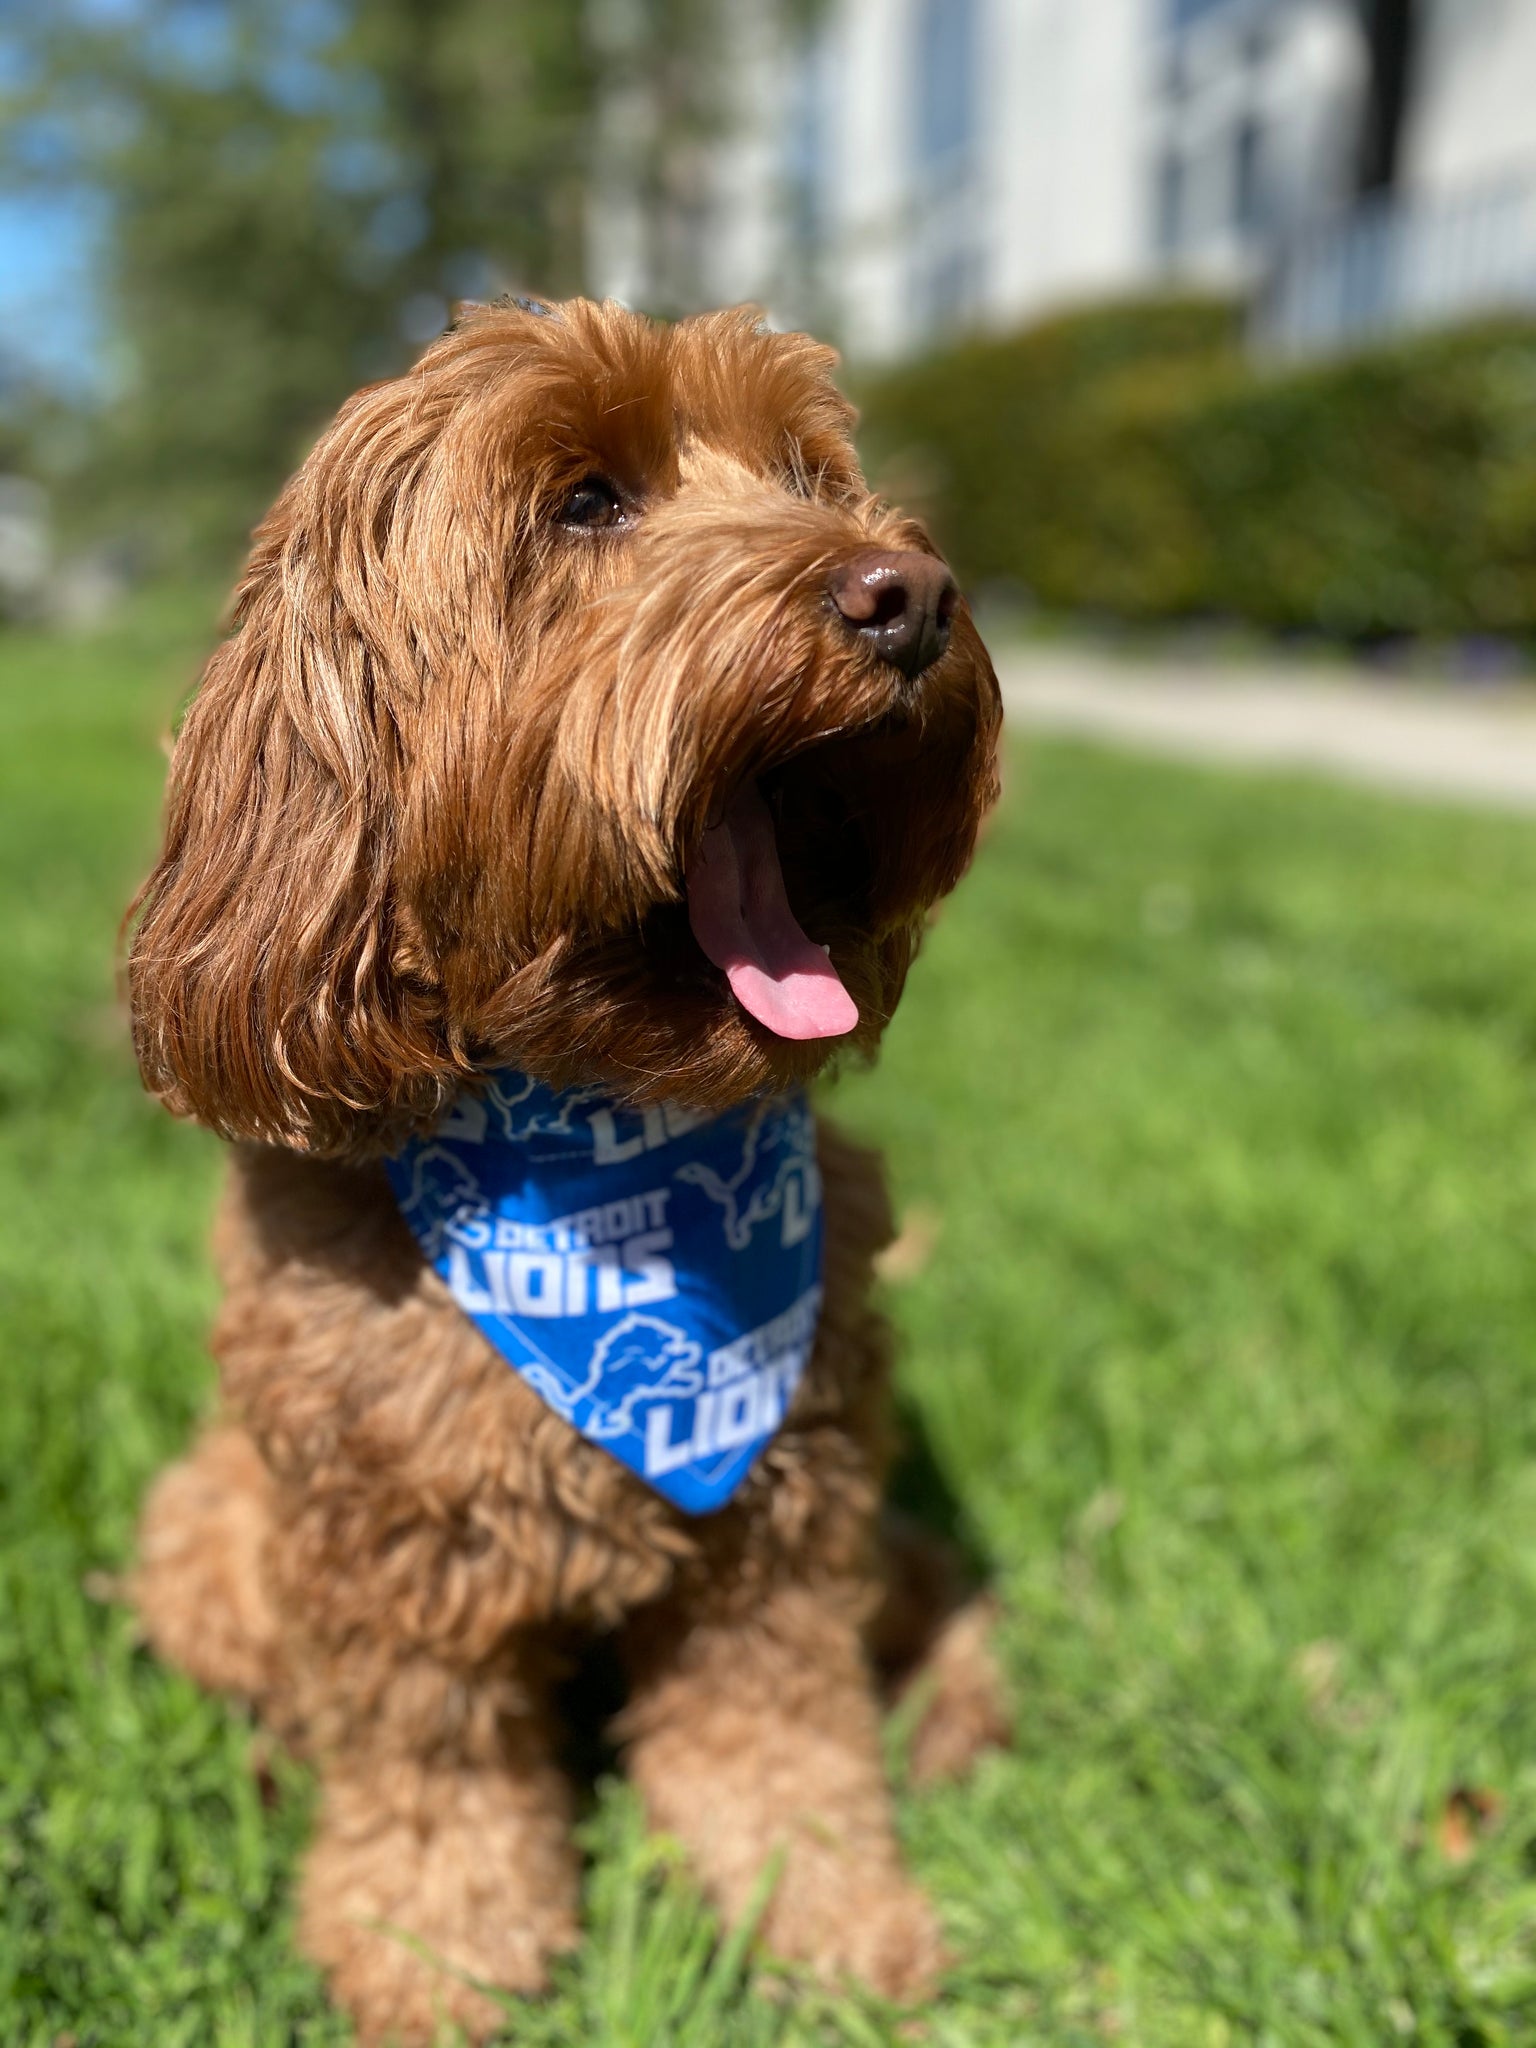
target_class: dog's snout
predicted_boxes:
[828,549,958,682]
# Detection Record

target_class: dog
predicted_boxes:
[127,297,1005,2043]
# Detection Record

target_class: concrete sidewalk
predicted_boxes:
[996,645,1536,811]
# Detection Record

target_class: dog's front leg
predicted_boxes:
[620,1576,944,2002]
[294,1639,580,2047]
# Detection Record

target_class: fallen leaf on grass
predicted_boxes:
[1077,1487,1125,1541]
[1291,1638,1344,1718]
[1438,1785,1504,1864]
[875,1204,942,1283]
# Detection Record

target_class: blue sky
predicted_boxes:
[0,0,109,399]
[0,0,357,398]
[0,189,105,394]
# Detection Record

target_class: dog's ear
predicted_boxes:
[127,477,454,1155]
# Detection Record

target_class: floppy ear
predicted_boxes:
[127,508,456,1156]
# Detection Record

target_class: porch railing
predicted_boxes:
[1256,174,1536,355]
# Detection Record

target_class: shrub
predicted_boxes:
[856,300,1536,638]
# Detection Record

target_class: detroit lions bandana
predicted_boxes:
[385,1074,824,1514]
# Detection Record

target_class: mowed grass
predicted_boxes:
[5,594,1536,2046]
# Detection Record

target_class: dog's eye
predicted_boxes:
[558,475,625,530]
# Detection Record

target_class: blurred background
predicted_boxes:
[14,7,1536,2045]
[4,0,1536,645]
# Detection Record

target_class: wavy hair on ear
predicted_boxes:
[124,300,658,1155]
[126,455,462,1157]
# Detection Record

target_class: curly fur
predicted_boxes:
[128,297,1005,2043]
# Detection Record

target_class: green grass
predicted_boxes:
[6,595,1536,2046]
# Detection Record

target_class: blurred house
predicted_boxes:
[0,477,131,628]
[0,476,50,622]
[1153,0,1365,300]
[1262,0,1536,350]
[587,0,1536,361]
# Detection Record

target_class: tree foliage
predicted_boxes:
[0,0,738,570]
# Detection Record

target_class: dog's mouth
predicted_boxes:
[684,779,859,1041]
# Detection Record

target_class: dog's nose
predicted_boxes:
[828,550,958,682]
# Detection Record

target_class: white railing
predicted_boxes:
[1257,175,1536,355]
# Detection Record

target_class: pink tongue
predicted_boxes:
[685,783,858,1040]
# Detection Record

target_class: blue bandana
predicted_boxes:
[385,1075,824,1514]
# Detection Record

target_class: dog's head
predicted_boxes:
[129,299,1001,1154]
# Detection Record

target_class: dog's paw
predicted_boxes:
[322,1935,523,2048]
[903,1593,1012,1787]
[299,1765,580,2046]
[132,1426,285,1704]
[763,1869,946,2005]
[302,1860,576,2047]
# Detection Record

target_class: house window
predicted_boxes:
[916,0,978,170]
[1158,148,1186,254]
[786,37,830,252]
[1169,0,1238,24]
[1234,115,1265,234]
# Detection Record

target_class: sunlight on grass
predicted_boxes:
[5,596,1536,2043]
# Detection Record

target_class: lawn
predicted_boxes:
[5,595,1536,2047]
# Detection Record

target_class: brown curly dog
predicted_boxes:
[126,297,1006,2044]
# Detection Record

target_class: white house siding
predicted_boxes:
[695,0,789,311]
[1407,0,1536,197]
[769,0,1154,359]
[586,0,661,311]
[585,0,1157,357]
[822,0,923,359]
[988,0,1152,327]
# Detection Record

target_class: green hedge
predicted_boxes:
[857,300,1536,637]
